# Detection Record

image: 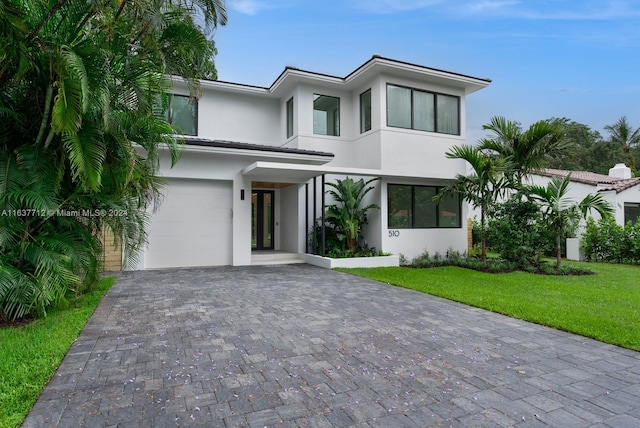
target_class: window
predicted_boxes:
[313,94,340,136]
[286,97,294,138]
[388,184,461,228]
[168,95,197,136]
[625,203,640,225]
[360,89,371,133]
[386,84,460,135]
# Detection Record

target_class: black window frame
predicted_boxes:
[360,88,372,133]
[167,94,198,136]
[624,202,640,225]
[387,183,462,229]
[386,83,460,135]
[313,94,340,137]
[286,97,294,138]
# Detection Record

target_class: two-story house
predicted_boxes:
[134,55,490,269]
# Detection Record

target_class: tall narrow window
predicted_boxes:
[168,95,197,136]
[387,85,411,129]
[313,94,340,136]
[286,97,294,138]
[360,89,372,133]
[437,94,459,135]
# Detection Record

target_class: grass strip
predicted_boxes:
[0,276,116,428]
[339,262,640,351]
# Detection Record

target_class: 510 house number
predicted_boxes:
[388,230,400,237]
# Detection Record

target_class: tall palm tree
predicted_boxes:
[0,0,226,320]
[480,116,569,186]
[527,176,613,270]
[604,116,640,170]
[437,145,508,264]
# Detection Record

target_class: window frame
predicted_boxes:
[167,94,198,136]
[286,97,294,138]
[360,89,372,133]
[387,183,462,229]
[386,83,460,136]
[624,202,640,225]
[313,94,340,137]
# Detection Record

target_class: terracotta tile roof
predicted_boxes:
[535,168,640,193]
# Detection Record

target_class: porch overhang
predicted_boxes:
[241,161,384,183]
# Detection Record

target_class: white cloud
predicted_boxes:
[228,0,268,15]
[350,0,449,13]
[461,0,640,20]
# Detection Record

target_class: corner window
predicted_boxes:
[313,94,340,136]
[286,97,294,138]
[386,84,460,135]
[360,89,371,133]
[388,184,461,228]
[168,95,197,136]
[625,203,640,225]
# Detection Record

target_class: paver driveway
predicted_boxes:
[23,264,640,427]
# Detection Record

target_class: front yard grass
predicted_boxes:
[339,261,640,351]
[0,276,116,428]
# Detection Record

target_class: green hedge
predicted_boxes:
[582,218,640,263]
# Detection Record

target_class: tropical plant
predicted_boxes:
[604,116,640,171]
[0,0,226,320]
[527,175,614,269]
[486,195,555,268]
[479,116,569,185]
[325,177,380,251]
[438,145,508,265]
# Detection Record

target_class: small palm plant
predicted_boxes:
[325,177,380,251]
[527,175,614,269]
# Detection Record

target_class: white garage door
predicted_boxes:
[145,179,232,268]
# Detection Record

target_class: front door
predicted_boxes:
[251,190,274,250]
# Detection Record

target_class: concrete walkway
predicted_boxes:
[23,265,640,427]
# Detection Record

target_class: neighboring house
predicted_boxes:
[133,55,491,269]
[530,164,640,226]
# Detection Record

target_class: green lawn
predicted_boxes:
[0,276,116,428]
[339,261,640,351]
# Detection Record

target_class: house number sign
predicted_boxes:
[388,230,400,237]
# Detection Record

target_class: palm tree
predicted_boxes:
[527,176,614,270]
[437,145,508,265]
[0,0,226,320]
[480,116,569,186]
[604,116,640,170]
[325,177,380,251]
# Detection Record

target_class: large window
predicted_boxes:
[386,84,459,135]
[313,94,340,136]
[388,184,461,228]
[286,97,294,138]
[360,89,371,133]
[625,203,640,225]
[168,95,197,136]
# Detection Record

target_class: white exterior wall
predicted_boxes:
[198,90,281,144]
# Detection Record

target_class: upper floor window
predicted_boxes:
[360,89,372,133]
[168,95,197,136]
[388,184,461,228]
[386,84,459,135]
[286,97,294,138]
[313,94,340,136]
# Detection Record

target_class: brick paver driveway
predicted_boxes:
[23,264,640,427]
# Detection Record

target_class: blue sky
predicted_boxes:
[213,0,640,143]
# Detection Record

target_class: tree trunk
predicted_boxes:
[480,206,487,266]
[556,234,562,270]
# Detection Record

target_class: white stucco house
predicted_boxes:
[133,55,491,269]
[530,164,640,226]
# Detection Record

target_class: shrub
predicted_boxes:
[582,218,640,263]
